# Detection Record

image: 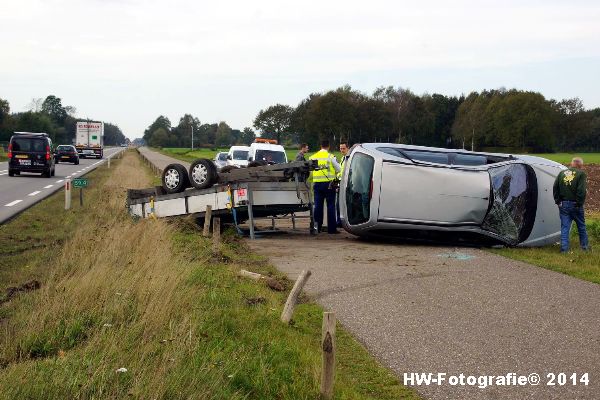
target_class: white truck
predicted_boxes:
[248,138,287,164]
[76,121,104,159]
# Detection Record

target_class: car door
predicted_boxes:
[377,151,491,226]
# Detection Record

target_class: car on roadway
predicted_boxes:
[248,139,287,165]
[214,151,228,171]
[7,132,56,178]
[226,146,250,168]
[54,145,80,165]
[339,143,565,247]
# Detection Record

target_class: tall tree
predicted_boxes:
[254,104,294,143]
[41,95,68,124]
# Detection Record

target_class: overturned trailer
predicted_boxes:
[339,144,566,247]
[127,160,316,238]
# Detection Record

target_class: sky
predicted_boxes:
[1,0,599,139]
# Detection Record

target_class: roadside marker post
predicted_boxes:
[108,156,111,169]
[320,312,336,400]
[65,179,71,210]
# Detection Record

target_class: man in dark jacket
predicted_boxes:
[553,157,589,252]
[295,143,309,161]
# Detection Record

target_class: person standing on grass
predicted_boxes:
[553,157,590,253]
[295,143,309,161]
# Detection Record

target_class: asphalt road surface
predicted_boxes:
[0,147,124,224]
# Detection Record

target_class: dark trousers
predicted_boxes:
[559,201,589,252]
[313,182,337,233]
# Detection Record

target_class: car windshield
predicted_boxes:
[232,150,248,160]
[482,164,537,244]
[12,138,46,152]
[345,153,374,225]
[217,153,227,161]
[255,150,286,164]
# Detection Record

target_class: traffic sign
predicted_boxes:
[73,178,89,189]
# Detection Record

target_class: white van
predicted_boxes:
[226,146,250,167]
[248,139,287,164]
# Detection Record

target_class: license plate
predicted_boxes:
[62,156,70,159]
[19,159,31,165]
[15,155,28,159]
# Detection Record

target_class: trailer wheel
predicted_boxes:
[162,163,189,194]
[189,159,217,189]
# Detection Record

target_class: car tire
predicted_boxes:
[75,160,79,165]
[161,163,190,194]
[43,168,51,178]
[8,169,14,177]
[51,167,55,177]
[55,159,59,164]
[189,159,218,190]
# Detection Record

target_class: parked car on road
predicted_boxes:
[214,152,228,171]
[7,132,56,178]
[226,146,250,168]
[340,143,565,247]
[54,145,80,165]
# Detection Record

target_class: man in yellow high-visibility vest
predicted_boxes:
[309,139,341,234]
[336,141,350,228]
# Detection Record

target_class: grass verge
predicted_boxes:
[0,150,418,399]
[492,214,600,284]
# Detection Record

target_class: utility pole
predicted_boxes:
[191,125,194,151]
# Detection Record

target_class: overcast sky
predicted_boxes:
[1,0,599,139]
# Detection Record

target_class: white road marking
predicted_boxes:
[28,191,41,196]
[55,179,63,183]
[5,200,22,207]
[0,170,6,173]
[44,185,53,189]
[76,171,82,173]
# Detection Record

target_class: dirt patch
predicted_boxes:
[583,164,600,213]
[1,280,40,305]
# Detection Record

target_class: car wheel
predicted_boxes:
[189,159,217,190]
[43,168,51,178]
[8,169,14,177]
[51,167,55,177]
[55,159,59,164]
[161,163,189,194]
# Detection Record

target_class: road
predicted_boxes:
[0,147,124,224]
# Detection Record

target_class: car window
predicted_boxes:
[57,145,72,151]
[255,150,286,164]
[482,164,537,244]
[345,153,374,225]
[232,150,248,160]
[217,153,227,161]
[403,150,449,165]
[452,153,488,166]
[376,147,410,160]
[12,138,46,152]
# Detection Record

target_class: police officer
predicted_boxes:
[336,141,350,227]
[309,140,340,234]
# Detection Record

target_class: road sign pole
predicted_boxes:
[80,188,83,206]
[65,179,71,210]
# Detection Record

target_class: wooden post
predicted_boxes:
[280,270,311,324]
[212,217,221,253]
[108,156,111,168]
[203,205,212,237]
[320,312,336,400]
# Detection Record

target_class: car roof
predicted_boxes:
[361,143,512,158]
[12,132,49,138]
[229,146,250,151]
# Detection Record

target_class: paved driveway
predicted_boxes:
[248,230,600,399]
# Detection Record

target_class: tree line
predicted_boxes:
[0,95,127,146]
[254,86,600,152]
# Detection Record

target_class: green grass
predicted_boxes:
[0,150,418,399]
[532,153,600,164]
[492,214,600,284]
[0,148,7,162]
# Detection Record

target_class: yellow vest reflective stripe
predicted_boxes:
[309,150,336,182]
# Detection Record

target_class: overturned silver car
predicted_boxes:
[339,144,565,246]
